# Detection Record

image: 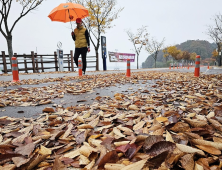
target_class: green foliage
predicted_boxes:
[142,40,216,68]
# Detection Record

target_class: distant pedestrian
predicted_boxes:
[71,18,90,74]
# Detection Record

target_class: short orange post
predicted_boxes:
[194,55,200,77]
[126,59,130,77]
[78,59,82,76]
[173,64,175,69]
[169,63,171,69]
[177,63,178,69]
[208,63,209,69]
[11,57,20,82]
[187,63,189,69]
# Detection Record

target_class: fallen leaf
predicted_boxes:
[98,150,119,169]
[145,141,176,157]
[15,143,35,156]
[180,154,194,170]
[121,159,147,170]
[143,135,164,152]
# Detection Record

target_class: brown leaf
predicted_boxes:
[56,142,74,155]
[146,151,169,169]
[52,156,68,170]
[0,164,16,170]
[208,118,222,132]
[98,150,119,169]
[156,117,168,123]
[4,132,22,138]
[125,144,142,160]
[190,128,213,136]
[192,139,222,150]
[76,131,86,144]
[70,161,81,168]
[183,118,207,128]
[12,156,31,167]
[196,158,210,170]
[143,135,164,152]
[145,141,176,157]
[195,145,221,155]
[180,154,194,170]
[24,136,33,144]
[42,107,55,113]
[101,137,114,151]
[26,153,48,170]
[77,100,87,103]
[39,145,52,155]
[0,118,11,125]
[60,157,74,165]
[121,159,147,170]
[184,132,202,139]
[170,122,190,132]
[104,163,125,170]
[15,143,35,156]
[61,123,73,139]
[176,144,205,156]
[115,144,130,153]
[0,153,23,162]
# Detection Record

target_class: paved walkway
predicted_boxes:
[0,66,221,118]
[1,66,221,82]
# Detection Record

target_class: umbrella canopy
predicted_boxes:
[48,2,89,23]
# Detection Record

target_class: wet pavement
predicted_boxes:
[0,66,221,118]
[0,79,156,118]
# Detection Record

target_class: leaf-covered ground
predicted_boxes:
[0,71,222,170]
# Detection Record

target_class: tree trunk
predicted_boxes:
[6,35,13,62]
[154,53,158,68]
[96,50,99,71]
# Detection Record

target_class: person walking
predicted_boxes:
[71,18,90,74]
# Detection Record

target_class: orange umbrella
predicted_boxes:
[48,2,89,24]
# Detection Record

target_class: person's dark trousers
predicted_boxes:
[74,47,88,73]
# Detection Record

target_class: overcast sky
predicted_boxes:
[0,0,222,70]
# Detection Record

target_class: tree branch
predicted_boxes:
[10,0,43,33]
[5,0,12,18]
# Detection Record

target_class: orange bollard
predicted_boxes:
[208,63,209,69]
[11,57,20,82]
[126,59,130,77]
[177,63,178,69]
[194,55,200,77]
[173,64,175,69]
[188,63,189,70]
[78,59,82,76]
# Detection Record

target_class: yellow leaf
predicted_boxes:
[39,145,51,155]
[156,117,168,123]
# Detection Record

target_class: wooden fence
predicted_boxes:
[0,51,96,74]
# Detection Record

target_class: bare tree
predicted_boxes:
[0,0,44,60]
[145,37,165,68]
[68,0,123,70]
[206,13,222,66]
[126,26,148,69]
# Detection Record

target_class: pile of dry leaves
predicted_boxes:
[0,71,222,169]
